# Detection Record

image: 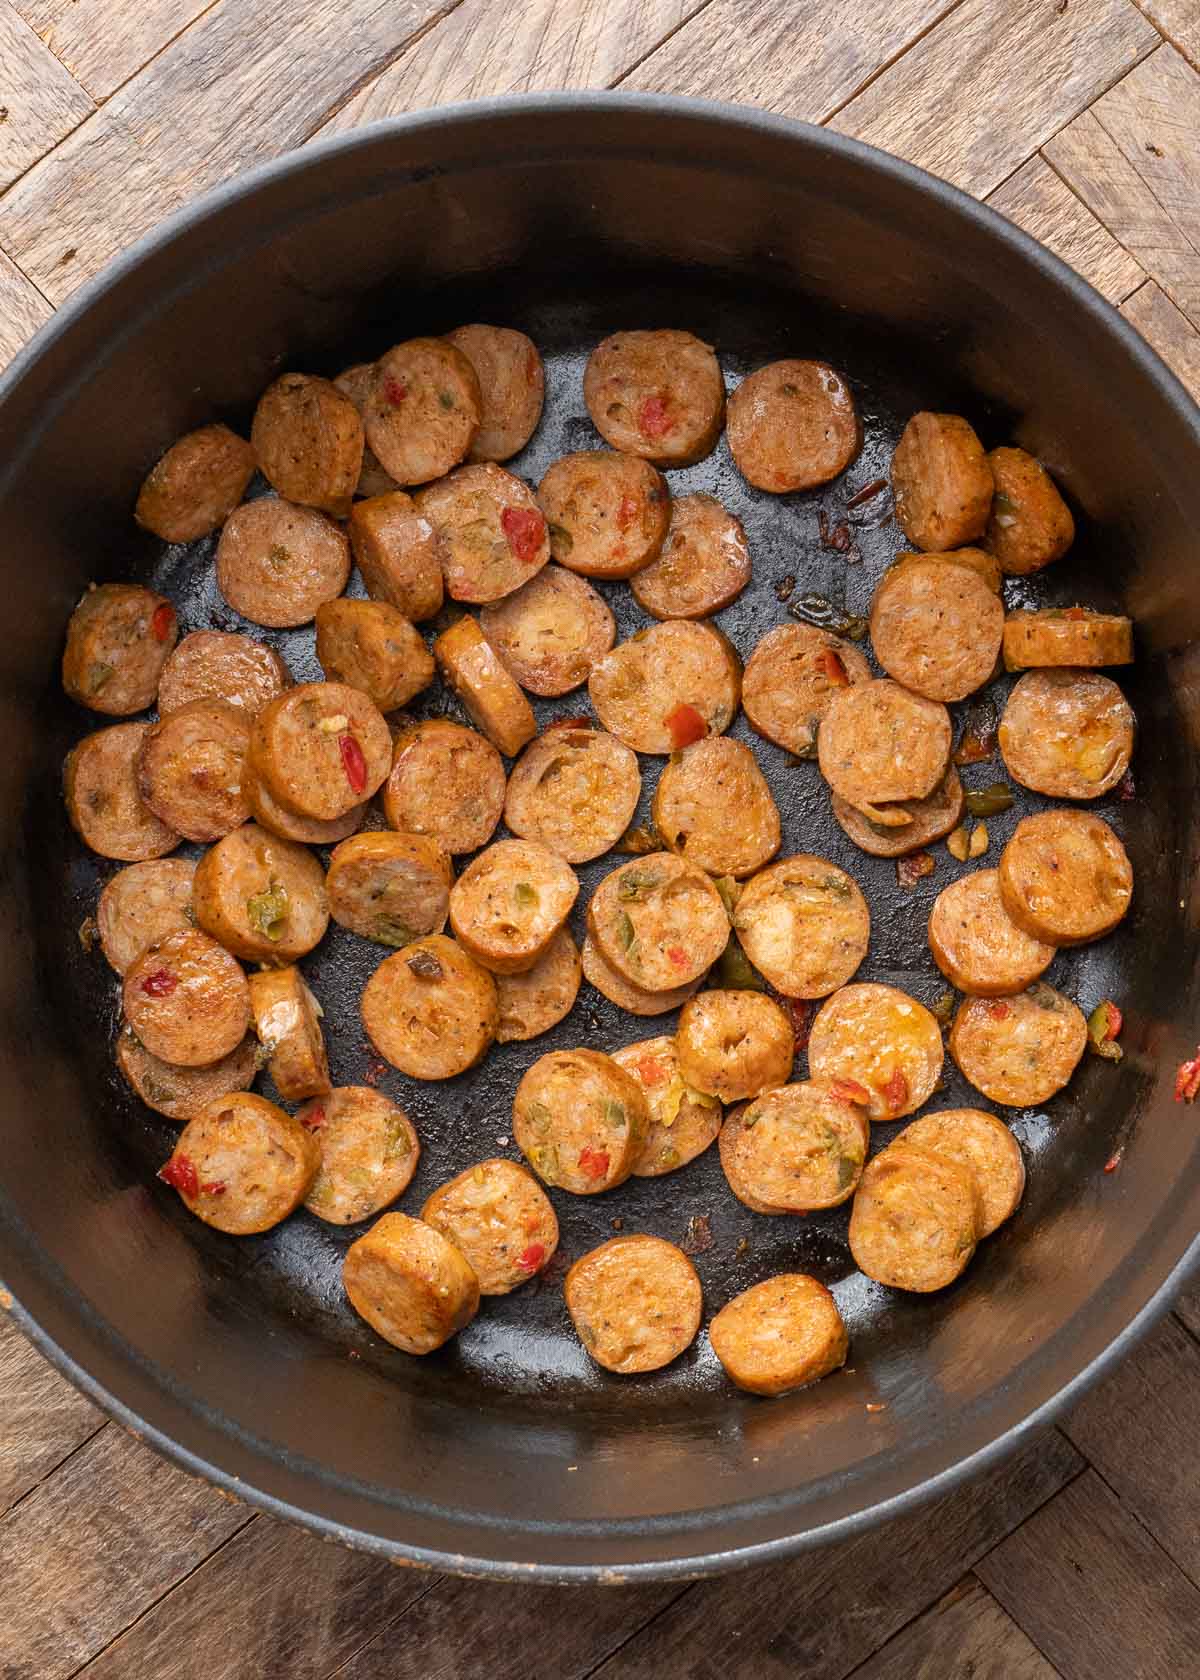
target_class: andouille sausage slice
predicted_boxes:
[361,935,498,1079]
[299,1087,419,1226]
[348,491,443,621]
[158,1093,320,1234]
[417,463,550,603]
[117,1026,256,1124]
[727,359,861,492]
[831,769,965,859]
[928,868,1055,996]
[999,669,1134,799]
[157,630,292,718]
[807,981,943,1121]
[479,565,615,696]
[327,830,451,948]
[566,1235,702,1373]
[1003,608,1133,671]
[448,838,578,974]
[363,338,483,486]
[64,723,180,861]
[631,493,751,621]
[136,699,251,842]
[251,372,363,518]
[891,412,994,552]
[719,1081,869,1213]
[588,620,742,754]
[897,1108,1025,1236]
[242,758,366,846]
[588,853,730,992]
[732,856,869,999]
[982,446,1074,575]
[504,727,640,864]
[869,555,1004,702]
[216,496,351,628]
[248,965,331,1101]
[949,983,1087,1106]
[819,678,952,811]
[343,1211,481,1354]
[251,683,391,821]
[537,450,670,580]
[676,989,794,1103]
[710,1273,848,1397]
[124,928,251,1067]
[134,424,256,542]
[383,719,505,854]
[583,330,725,468]
[444,324,545,463]
[849,1143,982,1292]
[495,928,581,1043]
[433,615,536,757]
[97,857,196,974]
[998,809,1132,946]
[581,933,702,1017]
[192,822,328,964]
[421,1158,558,1292]
[333,363,399,499]
[315,598,435,714]
[513,1048,649,1194]
[887,545,1003,596]
[742,622,870,758]
[611,1036,723,1177]
[652,736,781,879]
[62,583,177,715]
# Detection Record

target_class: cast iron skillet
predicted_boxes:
[1,95,1199,1583]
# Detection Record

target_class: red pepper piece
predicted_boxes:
[382,378,407,406]
[817,648,849,686]
[158,1154,199,1198]
[879,1067,909,1114]
[830,1078,871,1107]
[953,730,995,766]
[1174,1051,1200,1103]
[150,602,175,642]
[201,1180,227,1197]
[784,997,815,1051]
[301,1104,326,1131]
[896,851,935,888]
[636,1056,667,1087]
[666,945,689,971]
[517,1243,546,1272]
[1063,606,1087,621]
[1117,771,1136,802]
[846,477,888,510]
[500,505,546,562]
[638,395,670,438]
[616,493,639,533]
[1103,1150,1123,1174]
[578,1146,610,1181]
[339,733,368,795]
[988,1000,1012,1021]
[140,968,177,998]
[664,702,707,749]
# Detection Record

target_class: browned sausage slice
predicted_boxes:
[588,620,741,754]
[347,490,443,621]
[891,412,994,551]
[64,723,180,861]
[251,372,363,518]
[727,360,861,492]
[433,615,536,757]
[998,809,1132,945]
[732,856,869,999]
[315,598,435,713]
[566,1235,702,1372]
[117,1026,257,1124]
[124,928,251,1067]
[818,678,952,808]
[97,857,196,973]
[583,330,724,468]
[136,699,251,842]
[831,768,965,858]
[895,1108,1025,1236]
[807,981,943,1121]
[610,1036,723,1177]
[888,545,1003,595]
[299,1087,419,1226]
[928,868,1055,996]
[216,496,351,628]
[479,565,615,696]
[742,623,870,758]
[418,463,550,602]
[192,822,329,964]
[444,324,545,462]
[157,630,292,717]
[652,736,781,879]
[631,492,751,620]
[718,1081,869,1212]
[248,964,331,1101]
[327,830,451,948]
[504,727,640,864]
[536,450,670,579]
[134,424,256,542]
[676,989,794,1102]
[588,853,730,992]
[580,934,702,1017]
[361,935,498,1079]
[251,682,392,821]
[363,338,482,486]
[869,555,1004,702]
[999,669,1134,799]
[982,446,1074,574]
[495,928,582,1043]
[158,1093,320,1234]
[343,1211,480,1354]
[449,838,578,974]
[849,1144,982,1291]
[949,984,1087,1106]
[513,1048,650,1194]
[421,1158,558,1292]
[383,718,505,854]
[62,583,177,715]
[1002,608,1133,670]
[333,363,398,496]
[709,1274,848,1396]
[243,758,366,846]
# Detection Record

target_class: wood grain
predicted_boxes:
[846,1576,1061,1680]
[10,0,219,102]
[0,1,93,193]
[987,153,1144,304]
[831,0,1159,199]
[1135,0,1200,72]
[1121,277,1200,398]
[0,1315,101,1515]
[0,241,51,372]
[1177,1281,1200,1341]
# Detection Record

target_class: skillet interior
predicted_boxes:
[1,97,1199,1580]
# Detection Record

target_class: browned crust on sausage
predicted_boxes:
[818,678,952,807]
[251,683,392,821]
[588,620,742,754]
[361,934,498,1080]
[192,822,329,964]
[588,852,730,992]
[326,830,452,948]
[895,1108,1025,1237]
[444,325,545,463]
[611,1036,724,1178]
[334,363,400,499]
[891,412,994,552]
[807,981,944,1121]
[363,338,483,486]
[676,989,794,1102]
[513,1048,650,1195]
[64,723,181,861]
[718,1081,869,1212]
[251,373,364,518]
[136,699,252,842]
[161,1093,320,1234]
[383,718,506,855]
[849,1143,982,1292]
[417,463,551,603]
[117,1026,257,1124]
[583,330,725,468]
[216,496,351,628]
[565,1236,702,1371]
[742,623,871,758]
[998,809,1132,946]
[315,598,436,714]
[248,964,331,1101]
[732,856,870,1000]
[62,583,177,715]
[831,768,965,858]
[433,615,537,757]
[347,490,443,622]
[135,424,257,543]
[1002,609,1133,670]
[97,857,196,973]
[124,928,251,1067]
[448,838,578,974]
[652,736,781,879]
[631,493,751,621]
[709,1274,848,1396]
[300,1087,419,1226]
[242,758,366,845]
[536,451,670,580]
[949,983,1087,1107]
[869,556,1004,702]
[998,669,1134,799]
[343,1211,480,1354]
[479,565,615,696]
[504,728,641,864]
[727,360,861,493]
[421,1158,558,1293]
[157,630,292,718]
[495,928,582,1043]
[580,934,702,1016]
[928,868,1056,996]
[982,446,1074,575]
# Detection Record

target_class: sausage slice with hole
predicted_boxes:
[891,412,994,551]
[124,928,250,1067]
[134,424,256,542]
[676,989,794,1103]
[652,736,781,878]
[421,1158,558,1292]
[928,868,1055,996]
[999,669,1134,799]
[449,837,578,974]
[727,359,860,492]
[333,363,400,499]
[537,450,670,579]
[117,1026,257,1124]
[504,727,640,864]
[417,463,550,602]
[216,496,351,628]
[383,718,505,854]
[327,830,452,948]
[159,1092,320,1234]
[136,699,251,842]
[818,678,952,809]
[982,446,1074,574]
[242,758,366,846]
[849,1143,982,1292]
[580,934,703,1017]
[998,809,1132,946]
[363,338,482,486]
[64,723,180,861]
[584,330,724,467]
[832,768,965,858]
[719,1081,869,1212]
[732,856,869,999]
[807,981,943,1121]
[479,565,615,696]
[361,934,497,1079]
[566,1235,702,1372]
[588,620,741,754]
[343,1211,481,1354]
[513,1048,650,1194]
[710,1274,848,1396]
[949,983,1087,1106]
[192,822,328,964]
[869,555,1004,702]
[433,615,536,757]
[348,490,443,621]
[630,492,750,620]
[299,1087,419,1226]
[157,630,291,718]
[611,1036,723,1178]
[495,928,582,1043]
[895,1108,1025,1236]
[316,598,435,714]
[62,583,177,715]
[444,324,545,463]
[588,853,730,992]
[1002,608,1133,671]
[97,857,196,974]
[251,372,363,518]
[248,965,331,1101]
[742,622,870,758]
[251,682,391,822]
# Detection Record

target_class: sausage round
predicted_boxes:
[928,868,1056,996]
[727,359,861,492]
[832,768,965,858]
[444,324,545,463]
[315,598,435,714]
[889,545,1003,595]
[998,809,1132,946]
[584,330,724,468]
[333,363,400,498]
[421,1158,558,1292]
[97,857,196,974]
[732,856,869,999]
[537,450,670,580]
[819,678,952,810]
[629,492,750,620]
[192,822,329,964]
[251,372,363,519]
[448,838,578,974]
[495,927,582,1043]
[327,830,451,948]
[116,1026,257,1124]
[134,423,256,542]
[719,1081,869,1212]
[982,446,1074,574]
[347,490,443,621]
[709,1274,848,1396]
[343,1211,481,1355]
[676,989,794,1103]
[891,412,994,551]
[949,983,1087,1106]
[587,853,730,992]
[363,338,483,486]
[243,757,366,845]
[216,495,351,628]
[999,669,1135,799]
[849,1143,982,1292]
[869,555,1003,702]
[742,623,871,758]
[610,1036,723,1177]
[159,1093,320,1234]
[580,933,702,1017]
[433,615,537,757]
[299,1087,419,1226]
[417,463,550,602]
[807,981,944,1121]
[64,723,180,861]
[136,699,251,842]
[157,630,292,718]
[124,928,251,1067]
[1002,608,1133,671]
[248,965,331,1101]
[513,1048,650,1194]
[250,682,392,821]
[895,1108,1025,1237]
[565,1236,702,1372]
[504,727,640,864]
[383,718,506,854]
[652,736,781,879]
[62,582,177,715]
[588,620,741,754]
[479,565,614,696]
[361,934,498,1079]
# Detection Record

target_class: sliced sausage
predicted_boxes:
[192,822,328,964]
[343,1211,480,1354]
[363,338,482,486]
[421,1158,558,1292]
[361,934,497,1079]
[251,372,363,518]
[587,853,730,992]
[676,989,794,1103]
[611,1036,723,1177]
[831,768,965,858]
[742,622,870,758]
[1003,608,1133,671]
[433,615,537,757]
[732,856,869,999]
[580,933,702,1017]
[157,630,291,718]
[124,928,250,1067]
[444,324,545,462]
[448,838,578,974]
[709,1274,848,1396]
[134,423,256,542]
[536,450,670,579]
[347,490,443,621]
[583,330,724,468]
[807,981,943,1121]
[513,1048,650,1194]
[333,362,400,498]
[504,727,640,864]
[566,1235,702,1373]
[136,699,251,842]
[383,718,505,854]
[248,964,331,1101]
[891,412,994,551]
[949,983,1087,1106]
[97,857,196,974]
[216,495,351,628]
[928,868,1055,996]
[652,736,781,879]
[727,359,860,492]
[818,678,952,809]
[243,757,366,845]
[849,1143,982,1292]
[588,620,741,755]
[158,1092,320,1234]
[982,446,1074,574]
[869,555,1003,702]
[250,682,392,821]
[630,492,750,620]
[999,669,1134,799]
[64,723,180,861]
[718,1081,869,1212]
[895,1108,1025,1236]
[327,830,451,947]
[495,927,582,1043]
[479,565,614,696]
[116,1026,257,1124]
[315,598,435,714]
[299,1087,419,1226]
[888,544,1003,595]
[417,463,550,603]
[998,809,1132,946]
[62,582,177,715]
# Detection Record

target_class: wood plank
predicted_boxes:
[977,1470,1200,1680]
[10,0,220,103]
[846,1576,1061,1680]
[0,1316,102,1516]
[0,1423,249,1680]
[0,242,51,372]
[831,0,1158,200]
[589,1429,1083,1680]
[0,0,94,193]
[1134,0,1200,73]
[1121,277,1200,399]
[987,152,1145,304]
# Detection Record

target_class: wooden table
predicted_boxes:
[2,2,1199,1674]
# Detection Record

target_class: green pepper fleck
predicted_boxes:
[374,916,416,948]
[526,1100,551,1133]
[547,522,574,554]
[822,873,852,899]
[437,390,455,411]
[267,543,292,571]
[616,910,636,952]
[712,935,765,992]
[246,879,288,941]
[964,782,1014,818]
[617,870,661,903]
[836,1154,860,1191]
[604,1099,626,1129]
[514,880,538,909]
[383,1113,412,1158]
[87,661,115,693]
